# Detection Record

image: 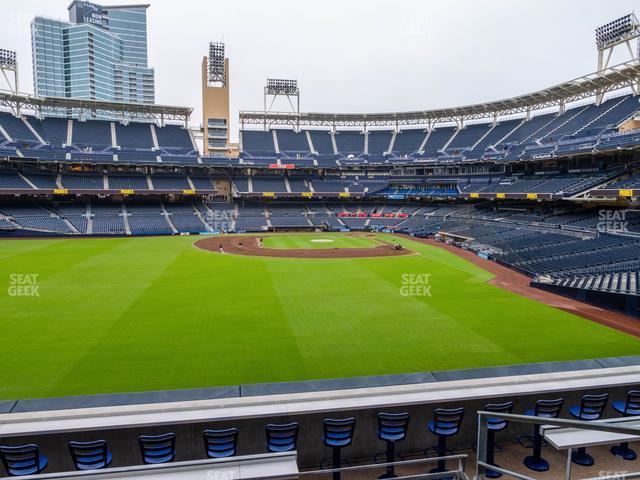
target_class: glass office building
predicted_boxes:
[31,2,155,105]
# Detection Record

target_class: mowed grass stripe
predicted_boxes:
[0,238,186,398]
[45,242,310,396]
[265,255,518,378]
[0,234,638,399]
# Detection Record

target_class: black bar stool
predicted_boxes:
[569,393,609,466]
[266,422,299,453]
[138,433,176,465]
[69,440,112,470]
[375,412,409,479]
[484,401,513,478]
[0,444,47,477]
[321,417,356,480]
[426,407,465,476]
[203,428,238,458]
[523,398,564,472]
[611,390,640,460]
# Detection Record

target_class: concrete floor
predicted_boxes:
[302,441,640,479]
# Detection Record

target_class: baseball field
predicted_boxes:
[1,232,639,400]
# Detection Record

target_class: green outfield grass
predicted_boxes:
[1,233,639,400]
[261,232,381,249]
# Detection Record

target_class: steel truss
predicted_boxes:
[240,61,640,130]
[0,90,192,126]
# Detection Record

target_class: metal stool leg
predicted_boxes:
[524,424,550,472]
[332,447,341,480]
[379,440,397,479]
[571,446,594,466]
[486,429,502,478]
[430,435,447,473]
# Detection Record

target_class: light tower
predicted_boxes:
[0,49,18,92]
[263,78,300,130]
[595,13,640,72]
[201,42,230,155]
[0,49,20,115]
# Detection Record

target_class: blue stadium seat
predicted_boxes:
[68,440,112,470]
[426,407,464,475]
[241,130,275,157]
[138,433,176,464]
[156,124,194,152]
[322,418,356,480]
[203,428,238,458]
[610,390,640,460]
[72,120,112,148]
[0,113,40,144]
[0,444,48,476]
[265,423,299,453]
[569,393,609,466]
[523,398,564,472]
[376,412,409,479]
[115,123,154,149]
[483,402,513,479]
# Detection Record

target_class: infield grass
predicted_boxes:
[1,233,639,400]
[261,232,381,249]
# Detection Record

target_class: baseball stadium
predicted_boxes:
[2,2,640,479]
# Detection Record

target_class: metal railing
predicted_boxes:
[297,454,469,480]
[476,411,640,480]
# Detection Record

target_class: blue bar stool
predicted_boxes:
[523,398,564,472]
[266,423,299,452]
[484,401,513,478]
[569,393,609,466]
[322,417,356,480]
[203,428,238,458]
[138,433,177,464]
[69,440,112,470]
[611,390,640,460]
[375,412,409,479]
[426,407,465,476]
[0,444,48,477]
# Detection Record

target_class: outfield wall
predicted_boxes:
[533,281,640,318]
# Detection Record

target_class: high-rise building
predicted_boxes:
[31,1,155,106]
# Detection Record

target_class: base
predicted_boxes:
[611,444,637,461]
[523,455,550,472]
[571,450,594,466]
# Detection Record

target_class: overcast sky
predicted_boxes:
[1,0,638,140]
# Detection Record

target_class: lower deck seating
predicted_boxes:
[128,215,172,234]
[1,201,638,283]
[92,215,125,234]
[234,216,267,232]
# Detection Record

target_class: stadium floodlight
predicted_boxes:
[0,49,19,100]
[595,14,639,49]
[266,78,298,95]
[595,14,640,72]
[208,42,226,86]
[263,78,300,130]
[0,49,17,70]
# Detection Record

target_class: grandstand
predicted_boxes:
[3,9,640,480]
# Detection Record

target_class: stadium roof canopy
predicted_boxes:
[240,60,640,128]
[0,90,192,125]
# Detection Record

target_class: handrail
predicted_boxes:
[298,454,469,479]
[475,411,640,479]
